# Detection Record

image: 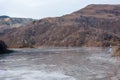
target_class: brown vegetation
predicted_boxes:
[113,45,120,57]
[0,4,120,48]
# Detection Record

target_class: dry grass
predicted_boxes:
[113,46,120,57]
[0,5,120,48]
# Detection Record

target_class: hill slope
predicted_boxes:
[0,16,33,33]
[0,4,120,48]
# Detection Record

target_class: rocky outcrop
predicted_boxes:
[0,16,33,33]
[0,40,12,53]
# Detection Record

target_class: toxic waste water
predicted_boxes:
[0,47,120,80]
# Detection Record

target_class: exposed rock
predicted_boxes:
[0,16,33,33]
[0,40,12,53]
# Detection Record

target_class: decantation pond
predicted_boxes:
[0,47,120,80]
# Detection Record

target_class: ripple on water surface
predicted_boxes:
[0,70,76,80]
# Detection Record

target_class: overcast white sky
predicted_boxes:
[0,0,120,19]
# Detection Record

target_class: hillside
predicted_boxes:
[0,4,120,48]
[0,16,33,33]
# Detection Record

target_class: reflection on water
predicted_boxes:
[0,47,120,80]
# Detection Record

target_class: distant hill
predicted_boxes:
[0,15,10,18]
[0,4,120,48]
[0,16,33,33]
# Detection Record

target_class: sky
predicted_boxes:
[0,0,120,19]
